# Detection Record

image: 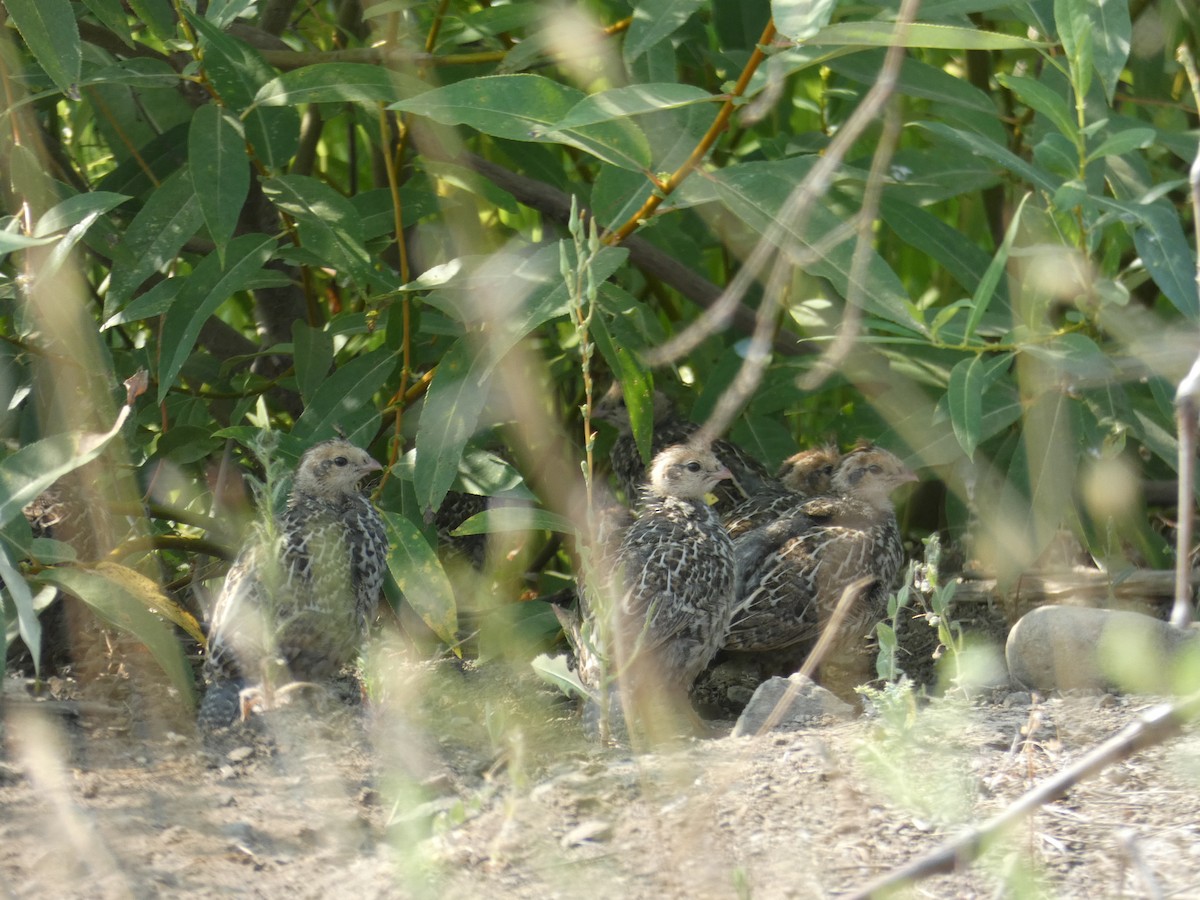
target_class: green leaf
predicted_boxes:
[710,159,919,333]
[157,233,277,402]
[105,170,203,317]
[531,652,592,700]
[34,565,197,706]
[81,0,136,47]
[0,229,57,257]
[1131,205,1199,320]
[291,321,334,406]
[126,0,176,41]
[100,277,183,330]
[553,84,716,130]
[1091,0,1132,103]
[0,546,43,677]
[1086,126,1154,163]
[390,74,651,170]
[995,73,1078,142]
[383,511,458,646]
[254,63,429,107]
[189,106,249,261]
[0,414,139,538]
[1055,0,1094,99]
[624,0,706,63]
[879,197,997,302]
[452,507,576,536]
[948,356,985,460]
[918,122,1059,195]
[4,0,82,95]
[261,174,382,290]
[186,10,299,170]
[964,192,1029,343]
[808,22,1048,51]
[772,0,838,44]
[291,347,397,447]
[414,339,490,515]
[35,192,130,237]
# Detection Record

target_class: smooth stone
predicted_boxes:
[1005,605,1198,693]
[732,673,854,737]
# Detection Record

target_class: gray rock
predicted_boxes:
[732,674,854,736]
[1005,605,1198,693]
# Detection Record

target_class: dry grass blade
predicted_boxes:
[845,689,1200,899]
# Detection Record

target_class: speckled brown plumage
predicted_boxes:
[199,439,388,730]
[726,446,916,657]
[594,386,772,512]
[610,444,737,694]
[724,444,842,539]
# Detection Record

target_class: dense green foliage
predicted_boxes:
[1,0,1198,680]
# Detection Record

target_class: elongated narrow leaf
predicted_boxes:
[34,565,196,705]
[553,84,715,130]
[35,192,130,237]
[383,511,458,646]
[254,63,429,107]
[81,0,136,47]
[808,22,1048,50]
[452,507,576,536]
[772,0,838,43]
[4,0,81,95]
[919,122,1059,195]
[948,356,985,460]
[1132,205,1199,320]
[624,0,706,63]
[1055,0,1094,99]
[1086,126,1154,164]
[414,340,490,516]
[105,170,203,317]
[710,159,918,333]
[292,348,397,447]
[1091,0,1131,102]
[995,73,1078,142]
[262,175,380,289]
[0,546,43,676]
[879,196,997,303]
[0,401,137,529]
[0,230,57,257]
[964,193,1029,343]
[390,74,651,170]
[157,233,277,402]
[189,105,249,260]
[186,11,299,170]
[291,321,334,406]
[531,652,592,700]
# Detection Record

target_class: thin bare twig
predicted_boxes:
[1171,44,1200,630]
[846,689,1200,899]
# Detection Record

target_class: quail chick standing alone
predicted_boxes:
[594,385,772,512]
[591,444,736,736]
[726,445,916,693]
[198,439,389,730]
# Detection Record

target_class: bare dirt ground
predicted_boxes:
[3,644,1200,900]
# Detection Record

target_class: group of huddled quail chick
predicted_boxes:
[580,389,917,735]
[193,396,915,743]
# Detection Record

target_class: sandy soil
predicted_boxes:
[3,649,1200,900]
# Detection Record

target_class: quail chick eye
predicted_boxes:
[867,464,882,474]
[334,456,349,467]
[686,461,702,473]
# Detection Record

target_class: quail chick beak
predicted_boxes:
[711,465,733,488]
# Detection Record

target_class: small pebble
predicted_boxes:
[226,746,254,764]
[560,819,613,847]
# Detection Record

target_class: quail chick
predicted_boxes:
[727,446,916,693]
[583,444,736,739]
[594,385,772,512]
[198,439,388,731]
